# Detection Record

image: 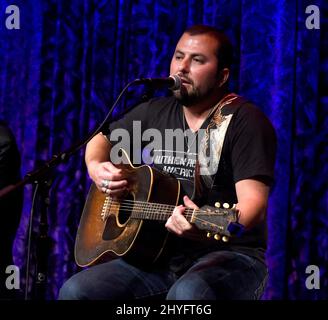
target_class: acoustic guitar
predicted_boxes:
[75,149,241,267]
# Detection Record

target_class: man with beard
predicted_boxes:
[59,25,276,300]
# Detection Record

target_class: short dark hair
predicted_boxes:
[184,25,234,71]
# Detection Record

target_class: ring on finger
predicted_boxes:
[101,179,110,188]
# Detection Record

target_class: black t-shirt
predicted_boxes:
[106,96,276,266]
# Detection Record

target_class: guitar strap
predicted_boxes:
[192,95,249,205]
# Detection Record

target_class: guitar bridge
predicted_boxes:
[101,196,111,221]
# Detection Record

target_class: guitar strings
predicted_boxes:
[109,205,228,216]
[103,201,223,229]
[103,198,230,216]
[106,202,216,216]
[100,198,231,231]
[106,205,228,217]
[105,203,195,218]
[111,198,232,214]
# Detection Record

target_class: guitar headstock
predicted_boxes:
[191,202,244,242]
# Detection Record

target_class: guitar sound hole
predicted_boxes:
[117,193,134,225]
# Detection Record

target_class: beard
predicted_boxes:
[173,82,218,107]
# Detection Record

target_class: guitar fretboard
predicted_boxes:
[131,201,196,221]
[101,198,196,223]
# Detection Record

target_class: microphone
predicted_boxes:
[133,74,181,90]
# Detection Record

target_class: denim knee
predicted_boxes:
[58,277,85,300]
[166,273,215,300]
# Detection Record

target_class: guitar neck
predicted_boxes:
[105,198,237,236]
[110,198,195,223]
[130,201,195,222]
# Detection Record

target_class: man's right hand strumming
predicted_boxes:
[87,161,128,198]
[85,133,128,199]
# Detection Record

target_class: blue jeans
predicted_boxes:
[58,250,267,300]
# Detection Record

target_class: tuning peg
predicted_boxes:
[223,203,230,209]
[207,232,212,238]
[215,202,221,208]
[214,234,221,241]
[232,203,237,209]
[222,236,229,242]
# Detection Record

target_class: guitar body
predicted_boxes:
[75,150,180,267]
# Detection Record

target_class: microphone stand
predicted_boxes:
[0,78,151,300]
[31,176,52,300]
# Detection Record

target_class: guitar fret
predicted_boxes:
[151,202,158,220]
[144,202,152,219]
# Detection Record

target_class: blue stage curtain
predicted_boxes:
[0,0,326,299]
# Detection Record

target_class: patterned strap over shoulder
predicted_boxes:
[192,94,248,201]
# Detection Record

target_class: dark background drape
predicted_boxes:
[0,0,326,300]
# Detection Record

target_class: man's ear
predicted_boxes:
[218,68,230,87]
